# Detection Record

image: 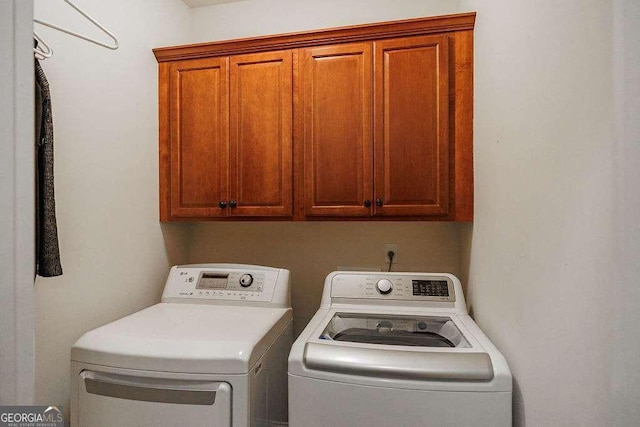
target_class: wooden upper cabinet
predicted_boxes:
[301,35,452,219]
[374,35,450,216]
[229,51,293,217]
[301,43,373,217]
[168,57,229,219]
[155,13,475,221]
[160,52,293,220]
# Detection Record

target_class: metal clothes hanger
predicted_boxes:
[33,32,53,60]
[33,0,119,59]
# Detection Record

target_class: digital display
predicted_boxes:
[412,280,449,297]
[196,273,228,290]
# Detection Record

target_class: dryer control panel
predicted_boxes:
[161,264,290,305]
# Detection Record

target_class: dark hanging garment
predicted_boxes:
[35,50,63,277]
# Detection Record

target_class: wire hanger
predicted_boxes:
[33,0,119,57]
[33,32,53,60]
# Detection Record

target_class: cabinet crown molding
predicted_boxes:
[153,12,476,62]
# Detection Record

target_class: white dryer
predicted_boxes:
[288,271,512,427]
[71,264,292,427]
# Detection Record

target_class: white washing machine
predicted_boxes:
[288,271,512,427]
[71,264,292,427]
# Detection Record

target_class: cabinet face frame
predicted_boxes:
[300,43,373,217]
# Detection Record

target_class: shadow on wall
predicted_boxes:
[458,222,473,300]
[459,222,523,425]
[513,377,525,426]
[160,223,194,267]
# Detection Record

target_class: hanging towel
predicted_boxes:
[35,49,63,277]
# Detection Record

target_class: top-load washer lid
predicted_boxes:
[303,312,494,382]
[71,303,292,374]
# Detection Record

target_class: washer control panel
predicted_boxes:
[330,273,455,302]
[162,266,280,303]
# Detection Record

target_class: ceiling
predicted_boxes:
[182,0,248,7]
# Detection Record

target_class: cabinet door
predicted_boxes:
[229,51,293,217]
[374,35,450,216]
[169,57,229,218]
[301,43,373,217]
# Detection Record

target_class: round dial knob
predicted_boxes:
[239,274,253,287]
[376,278,393,295]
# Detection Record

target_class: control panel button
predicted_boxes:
[239,274,254,287]
[376,279,393,295]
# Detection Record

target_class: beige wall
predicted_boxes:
[190,0,463,42]
[612,0,640,424]
[189,0,637,426]
[29,1,640,425]
[31,0,469,411]
[32,0,193,410]
[189,222,466,335]
[460,0,615,425]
